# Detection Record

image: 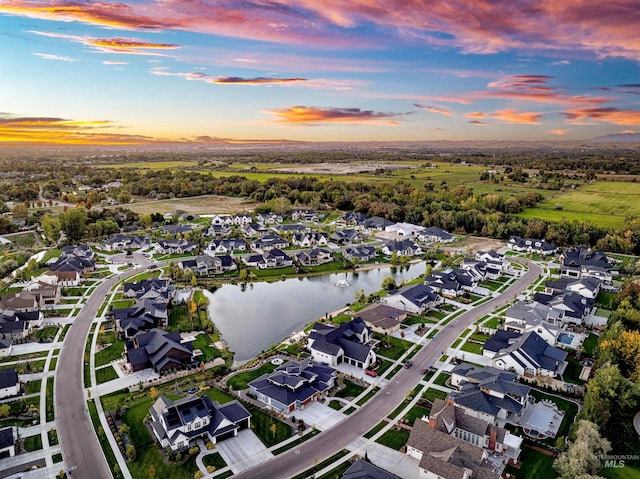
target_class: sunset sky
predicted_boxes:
[1,0,639,145]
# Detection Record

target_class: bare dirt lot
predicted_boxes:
[113,195,258,215]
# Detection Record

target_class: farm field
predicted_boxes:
[112,194,259,215]
[518,181,640,229]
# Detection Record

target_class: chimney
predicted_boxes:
[428,416,436,428]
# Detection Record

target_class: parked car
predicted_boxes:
[404,360,413,368]
[364,369,377,377]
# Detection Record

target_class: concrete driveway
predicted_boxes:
[215,429,273,474]
[289,401,346,431]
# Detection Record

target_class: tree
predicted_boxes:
[270,422,277,438]
[0,404,10,418]
[382,276,397,291]
[147,464,156,479]
[554,420,610,479]
[150,386,159,399]
[41,213,61,243]
[125,444,136,461]
[60,207,87,243]
[12,202,29,220]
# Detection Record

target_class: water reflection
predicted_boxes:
[204,262,426,361]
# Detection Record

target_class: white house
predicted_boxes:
[307,318,376,369]
[382,284,441,314]
[0,368,20,399]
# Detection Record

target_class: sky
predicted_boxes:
[1,0,639,145]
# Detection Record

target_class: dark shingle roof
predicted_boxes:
[342,459,399,479]
[0,368,18,389]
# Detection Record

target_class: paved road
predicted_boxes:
[55,253,151,479]
[235,259,542,479]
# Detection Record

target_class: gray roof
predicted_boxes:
[342,459,399,479]
[309,318,372,363]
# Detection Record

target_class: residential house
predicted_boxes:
[47,248,95,286]
[533,291,594,326]
[0,291,38,312]
[0,368,20,399]
[342,246,377,263]
[243,249,293,269]
[275,223,308,235]
[342,460,399,479]
[162,224,193,235]
[23,281,61,308]
[507,236,558,256]
[241,223,268,238]
[382,284,441,314]
[292,232,328,248]
[155,239,198,255]
[296,249,333,266]
[205,238,247,255]
[256,213,283,224]
[381,239,422,257]
[385,222,424,236]
[0,339,12,358]
[102,234,146,252]
[484,331,568,378]
[417,226,455,243]
[251,234,289,251]
[0,427,17,458]
[230,213,252,226]
[179,255,236,276]
[449,363,531,425]
[363,216,393,231]
[210,215,231,226]
[330,228,363,245]
[342,212,368,226]
[561,247,613,283]
[204,223,232,238]
[248,360,337,413]
[125,329,194,373]
[0,310,43,340]
[307,317,376,369]
[424,272,461,298]
[123,279,175,302]
[149,395,251,451]
[114,300,168,338]
[291,209,318,222]
[545,277,601,300]
[406,419,500,479]
[428,398,523,460]
[503,301,561,345]
[356,303,407,335]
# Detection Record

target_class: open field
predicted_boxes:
[518,181,640,228]
[112,195,259,215]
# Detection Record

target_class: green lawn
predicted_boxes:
[23,434,43,452]
[405,315,438,326]
[246,404,292,447]
[375,428,410,450]
[202,452,227,470]
[403,404,431,426]
[601,464,640,479]
[582,333,599,356]
[356,387,379,406]
[422,388,448,403]
[95,340,125,367]
[227,362,279,390]
[335,379,367,399]
[96,365,119,384]
[460,340,484,355]
[111,299,136,310]
[202,387,235,404]
[34,326,59,340]
[562,357,586,385]
[374,334,414,360]
[433,372,451,387]
[504,445,557,479]
[191,333,221,362]
[46,377,54,422]
[26,379,41,394]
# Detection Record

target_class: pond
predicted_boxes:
[204,262,426,361]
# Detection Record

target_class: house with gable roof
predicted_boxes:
[102,234,146,252]
[363,216,393,231]
[406,419,500,479]
[356,303,407,335]
[507,236,557,256]
[205,238,247,255]
[381,239,422,257]
[484,331,567,378]
[342,460,399,479]
[0,368,20,399]
[125,329,195,373]
[545,276,601,300]
[342,245,377,263]
[307,317,375,369]
[114,300,168,338]
[381,283,441,314]
[561,247,613,283]
[251,234,289,251]
[155,239,198,255]
[248,359,337,413]
[179,255,236,276]
[448,363,531,424]
[0,426,17,458]
[417,226,455,243]
[428,398,523,460]
[296,248,333,266]
[149,395,250,451]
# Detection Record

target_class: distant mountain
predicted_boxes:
[590,133,640,143]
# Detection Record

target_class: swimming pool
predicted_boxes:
[558,333,574,345]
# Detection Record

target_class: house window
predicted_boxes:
[194,422,201,429]
[176,441,185,449]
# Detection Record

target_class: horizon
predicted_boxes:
[1,1,639,146]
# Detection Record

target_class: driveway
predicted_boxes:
[215,429,273,474]
[289,402,346,431]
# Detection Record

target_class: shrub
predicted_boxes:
[194,472,204,479]
[207,466,216,473]
[205,441,215,450]
[188,446,200,456]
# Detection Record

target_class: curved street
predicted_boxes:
[55,253,150,479]
[235,259,542,479]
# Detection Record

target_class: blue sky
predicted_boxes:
[1,1,639,144]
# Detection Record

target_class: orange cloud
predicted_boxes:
[550,129,569,135]
[414,104,452,116]
[149,68,307,86]
[265,106,403,124]
[30,31,180,55]
[0,115,160,145]
[564,107,640,126]
[465,112,486,118]
[492,109,543,124]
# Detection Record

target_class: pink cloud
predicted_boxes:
[564,107,640,126]
[265,106,404,124]
[492,109,543,124]
[414,104,452,116]
[550,129,569,135]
